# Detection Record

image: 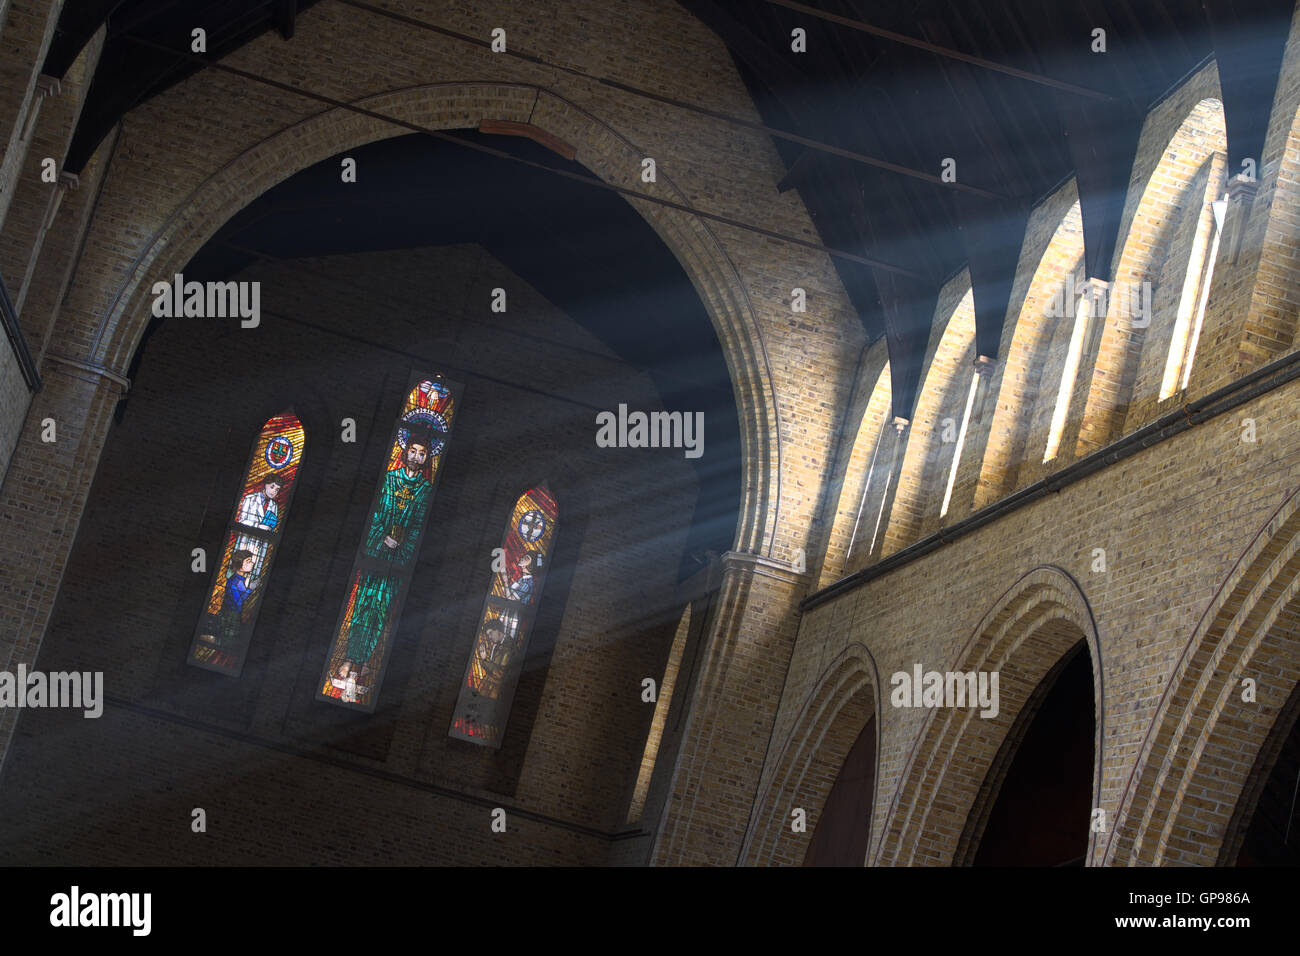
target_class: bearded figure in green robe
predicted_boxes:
[364,433,433,567]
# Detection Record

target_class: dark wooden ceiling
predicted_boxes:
[45,0,1298,419]
[683,0,1294,415]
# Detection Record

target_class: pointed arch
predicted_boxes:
[75,82,782,562]
[1107,484,1300,865]
[875,566,1102,866]
[1078,97,1228,451]
[188,409,306,676]
[818,357,892,586]
[976,191,1086,506]
[740,643,880,866]
[882,284,977,554]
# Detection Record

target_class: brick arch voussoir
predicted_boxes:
[1110,486,1300,865]
[876,566,1100,866]
[79,81,782,556]
[878,589,1082,862]
[741,643,879,866]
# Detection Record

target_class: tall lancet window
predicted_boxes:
[1163,193,1228,399]
[939,372,979,518]
[1044,285,1093,463]
[450,485,559,747]
[318,375,461,712]
[190,411,306,676]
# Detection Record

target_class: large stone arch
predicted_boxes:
[1106,484,1300,866]
[740,642,880,866]
[66,81,782,557]
[874,565,1102,866]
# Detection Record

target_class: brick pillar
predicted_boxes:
[945,354,998,522]
[0,359,124,774]
[865,416,910,563]
[970,354,997,422]
[1067,276,1115,457]
[0,1,65,234]
[12,170,75,314]
[650,550,805,865]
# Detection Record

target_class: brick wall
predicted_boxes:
[0,244,699,864]
[4,0,1300,866]
[750,37,1300,867]
[0,0,873,864]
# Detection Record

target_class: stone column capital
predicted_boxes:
[34,74,62,99]
[1227,175,1258,205]
[1082,277,1109,299]
[720,550,806,585]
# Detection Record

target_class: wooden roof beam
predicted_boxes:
[757,0,1117,101]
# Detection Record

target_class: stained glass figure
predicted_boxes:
[189,411,305,676]
[318,374,461,711]
[451,485,558,746]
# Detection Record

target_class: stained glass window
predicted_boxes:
[189,411,306,676]
[450,485,558,747]
[317,375,461,711]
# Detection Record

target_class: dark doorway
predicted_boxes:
[803,717,876,866]
[971,644,1095,866]
[1234,681,1300,866]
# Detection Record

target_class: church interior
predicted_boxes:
[1,0,1299,869]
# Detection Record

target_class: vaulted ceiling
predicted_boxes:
[45,0,1299,419]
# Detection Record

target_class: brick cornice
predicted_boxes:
[721,550,805,586]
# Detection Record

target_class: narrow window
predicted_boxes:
[1173,196,1227,395]
[940,372,979,517]
[451,485,559,746]
[846,427,886,562]
[190,411,305,675]
[628,606,691,822]
[1044,291,1092,463]
[318,376,460,711]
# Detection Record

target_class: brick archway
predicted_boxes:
[1107,484,1300,866]
[739,642,879,866]
[61,80,782,559]
[875,565,1102,866]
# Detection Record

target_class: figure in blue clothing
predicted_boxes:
[201,549,258,648]
[505,551,538,605]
